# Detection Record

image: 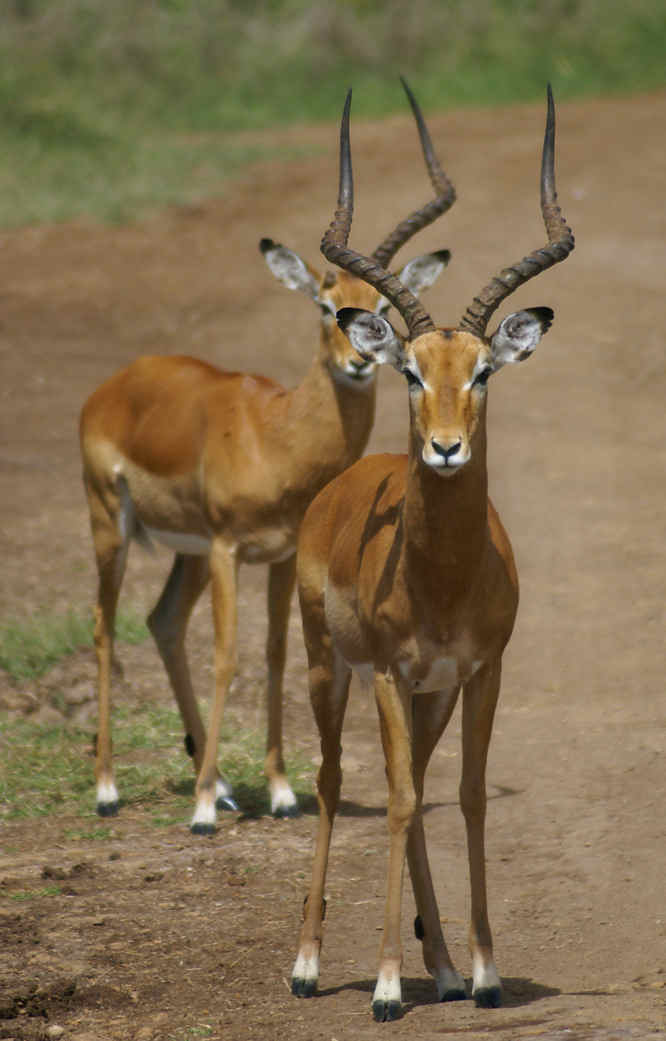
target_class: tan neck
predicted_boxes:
[404,423,489,605]
[287,345,377,466]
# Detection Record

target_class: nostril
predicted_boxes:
[432,439,461,460]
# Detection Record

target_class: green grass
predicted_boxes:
[0,0,664,227]
[0,608,148,681]
[0,703,314,823]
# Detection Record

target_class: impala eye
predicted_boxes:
[473,367,492,388]
[404,368,423,390]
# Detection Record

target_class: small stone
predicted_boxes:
[47,1026,65,1039]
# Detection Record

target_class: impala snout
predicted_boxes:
[423,435,471,473]
[346,355,376,382]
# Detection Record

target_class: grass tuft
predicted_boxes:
[0,609,148,682]
[0,704,314,824]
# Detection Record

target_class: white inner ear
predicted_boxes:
[263,245,319,298]
[343,312,404,367]
[490,309,547,369]
[398,252,449,296]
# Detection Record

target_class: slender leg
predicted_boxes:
[147,554,237,812]
[190,539,239,834]
[87,481,129,817]
[372,672,415,1022]
[408,689,467,1002]
[460,659,503,1008]
[265,554,299,817]
[292,646,351,998]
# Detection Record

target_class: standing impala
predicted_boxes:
[79,81,454,833]
[291,87,574,1019]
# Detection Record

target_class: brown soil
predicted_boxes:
[1,92,665,1041]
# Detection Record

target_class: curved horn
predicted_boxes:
[371,78,456,268]
[321,90,436,340]
[460,84,575,338]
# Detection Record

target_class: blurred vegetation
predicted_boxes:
[0,608,148,681]
[0,0,664,225]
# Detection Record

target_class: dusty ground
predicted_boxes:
[0,92,665,1041]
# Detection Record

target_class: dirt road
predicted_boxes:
[1,91,665,1040]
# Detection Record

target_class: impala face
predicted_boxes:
[260,238,451,388]
[404,330,492,475]
[317,269,386,385]
[337,305,555,477]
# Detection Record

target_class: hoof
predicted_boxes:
[441,986,467,1003]
[215,794,239,813]
[273,802,301,820]
[474,985,502,1009]
[372,999,402,1022]
[291,976,317,998]
[190,820,216,836]
[96,800,119,818]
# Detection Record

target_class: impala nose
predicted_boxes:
[431,439,462,463]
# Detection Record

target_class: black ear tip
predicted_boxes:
[531,306,554,332]
[435,248,452,265]
[259,237,276,254]
[336,306,361,331]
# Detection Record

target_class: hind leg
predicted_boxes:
[265,554,299,817]
[147,553,237,812]
[292,648,351,997]
[408,689,467,1002]
[86,479,129,816]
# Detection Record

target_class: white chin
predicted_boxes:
[424,457,466,476]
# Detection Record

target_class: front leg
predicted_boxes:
[372,672,416,1022]
[265,554,299,817]
[460,659,503,1007]
[190,539,239,834]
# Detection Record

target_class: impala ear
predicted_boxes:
[396,249,451,297]
[336,308,405,368]
[259,238,320,300]
[489,307,554,370]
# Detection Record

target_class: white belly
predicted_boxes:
[145,528,211,556]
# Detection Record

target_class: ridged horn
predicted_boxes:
[371,77,456,268]
[460,84,575,338]
[321,90,436,341]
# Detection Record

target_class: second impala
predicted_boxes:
[79,81,454,833]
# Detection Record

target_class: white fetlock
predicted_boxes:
[270,779,299,818]
[372,967,402,1021]
[434,966,467,1001]
[291,948,320,996]
[96,780,119,815]
[190,795,217,834]
[471,953,502,1007]
[215,778,238,812]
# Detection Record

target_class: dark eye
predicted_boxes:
[473,367,492,388]
[404,369,423,390]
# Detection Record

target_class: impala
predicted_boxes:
[291,86,574,1019]
[79,80,454,833]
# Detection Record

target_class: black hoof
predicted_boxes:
[215,795,239,812]
[372,1000,402,1022]
[291,977,317,998]
[273,803,302,820]
[96,801,119,818]
[474,985,502,1008]
[441,987,467,1003]
[190,821,216,836]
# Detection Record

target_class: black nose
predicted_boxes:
[431,439,461,461]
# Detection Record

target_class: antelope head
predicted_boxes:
[260,79,455,386]
[325,86,575,472]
